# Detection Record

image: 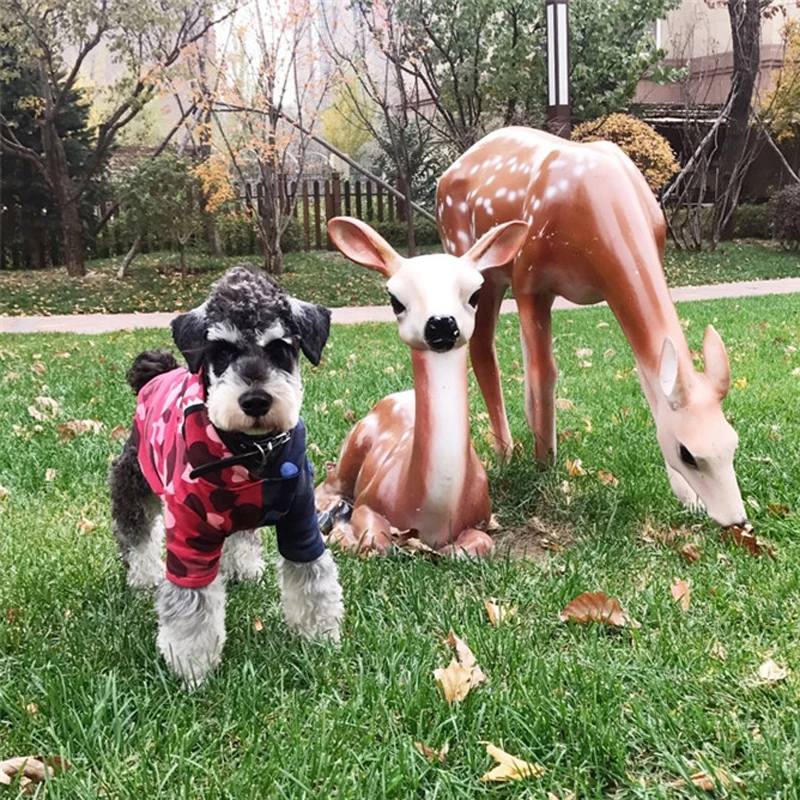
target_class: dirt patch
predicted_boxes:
[492,515,578,561]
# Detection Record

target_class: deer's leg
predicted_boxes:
[439,528,494,558]
[328,503,393,554]
[517,292,557,462]
[469,275,513,459]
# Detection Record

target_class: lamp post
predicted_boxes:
[545,0,570,138]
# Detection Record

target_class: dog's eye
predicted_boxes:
[388,292,406,315]
[210,341,240,365]
[679,444,698,469]
[264,339,296,372]
[468,289,481,308]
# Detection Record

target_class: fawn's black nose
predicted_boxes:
[239,390,273,418]
[424,315,459,352]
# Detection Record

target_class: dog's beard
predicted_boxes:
[206,366,302,434]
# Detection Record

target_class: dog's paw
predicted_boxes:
[126,562,165,591]
[224,558,265,584]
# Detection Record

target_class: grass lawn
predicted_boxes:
[1,240,798,317]
[1,294,799,797]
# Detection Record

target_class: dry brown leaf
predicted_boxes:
[484,600,518,626]
[343,409,356,422]
[0,755,69,787]
[109,424,129,443]
[680,542,702,563]
[757,658,788,685]
[710,642,727,662]
[253,618,264,632]
[446,631,486,688]
[597,470,619,487]
[77,518,96,533]
[414,741,449,763]
[559,591,639,628]
[45,468,57,482]
[57,419,104,441]
[486,514,500,531]
[566,457,586,477]
[768,502,791,518]
[433,658,472,705]
[555,398,574,410]
[392,530,441,559]
[548,793,575,800]
[575,347,593,358]
[479,742,545,782]
[0,484,9,500]
[24,702,39,718]
[723,525,775,559]
[670,578,691,611]
[31,361,46,375]
[670,768,745,791]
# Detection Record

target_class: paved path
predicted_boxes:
[1,276,799,335]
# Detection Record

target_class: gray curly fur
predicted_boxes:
[127,349,180,393]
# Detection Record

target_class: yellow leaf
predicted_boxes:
[479,742,545,782]
[670,578,691,611]
[433,658,472,704]
[566,457,586,477]
[484,599,518,626]
[445,631,486,688]
[734,377,748,389]
[253,618,263,632]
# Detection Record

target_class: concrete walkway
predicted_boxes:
[1,276,799,335]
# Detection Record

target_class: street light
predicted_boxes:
[546,0,570,138]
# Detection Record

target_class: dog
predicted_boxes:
[109,265,344,688]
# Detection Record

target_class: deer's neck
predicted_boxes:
[407,348,471,528]
[605,267,693,411]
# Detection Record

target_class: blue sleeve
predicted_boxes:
[275,459,326,563]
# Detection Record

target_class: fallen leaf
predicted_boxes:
[711,641,727,662]
[433,658,472,704]
[680,542,702,563]
[78,518,97,533]
[0,484,8,500]
[548,793,576,800]
[486,514,500,531]
[31,361,46,374]
[446,631,486,688]
[597,470,619,487]
[670,768,745,791]
[308,442,323,457]
[45,468,57,482]
[566,457,586,477]
[559,591,639,628]
[253,618,263,632]
[604,348,616,359]
[414,741,449,763]
[109,424,129,443]
[575,348,593,358]
[57,419,104,441]
[671,578,691,611]
[484,600,518,626]
[555,398,574,410]
[343,409,356,422]
[479,742,545,782]
[25,702,39,718]
[0,755,69,787]
[723,525,775,558]
[768,502,791,518]
[733,377,748,389]
[757,658,788,685]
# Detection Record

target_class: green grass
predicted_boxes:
[1,294,800,797]
[1,240,798,317]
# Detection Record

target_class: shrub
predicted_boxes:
[572,114,680,193]
[733,204,772,239]
[770,184,800,248]
[367,218,441,250]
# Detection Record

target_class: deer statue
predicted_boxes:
[315,216,530,556]
[436,126,747,528]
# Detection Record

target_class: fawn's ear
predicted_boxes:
[658,336,689,410]
[464,220,529,271]
[170,305,207,373]
[327,217,403,278]
[703,324,731,399]
[289,297,332,366]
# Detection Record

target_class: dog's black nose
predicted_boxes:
[239,390,273,418]
[424,316,459,352]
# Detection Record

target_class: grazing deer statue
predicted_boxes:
[315,216,529,556]
[436,126,747,528]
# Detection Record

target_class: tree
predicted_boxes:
[117,154,205,278]
[321,82,373,156]
[212,0,330,275]
[762,20,800,143]
[0,0,233,276]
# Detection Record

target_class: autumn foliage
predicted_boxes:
[572,114,679,192]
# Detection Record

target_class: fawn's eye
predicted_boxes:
[468,289,482,308]
[388,292,406,315]
[679,444,698,469]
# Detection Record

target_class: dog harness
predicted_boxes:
[134,367,325,588]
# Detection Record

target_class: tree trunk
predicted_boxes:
[117,234,142,278]
[60,197,86,277]
[179,243,187,279]
[711,0,760,244]
[397,173,416,257]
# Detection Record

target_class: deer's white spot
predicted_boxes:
[458,201,468,213]
[470,164,480,175]
[508,191,517,201]
[446,195,453,207]
[495,187,507,198]
[558,179,569,191]
[457,230,469,242]
[545,186,557,199]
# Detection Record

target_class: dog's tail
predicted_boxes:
[126,349,180,394]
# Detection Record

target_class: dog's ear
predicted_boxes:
[290,298,331,366]
[171,306,207,373]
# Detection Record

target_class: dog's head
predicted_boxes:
[171,264,331,434]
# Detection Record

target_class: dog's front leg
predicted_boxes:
[156,576,226,689]
[220,530,265,583]
[277,550,344,643]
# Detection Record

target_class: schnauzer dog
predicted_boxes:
[109,265,344,688]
